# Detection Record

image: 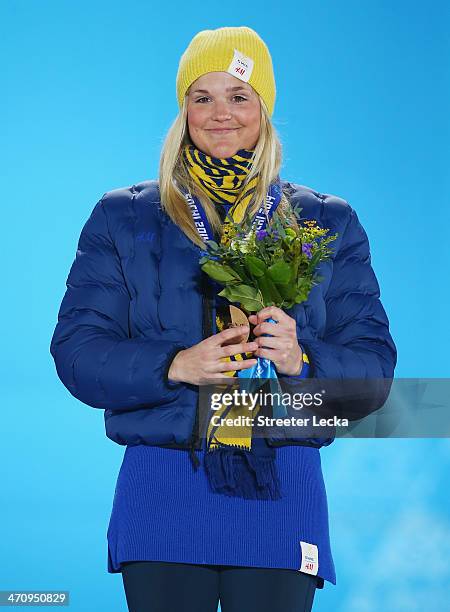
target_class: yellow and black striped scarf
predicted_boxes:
[183,144,259,246]
[182,143,283,499]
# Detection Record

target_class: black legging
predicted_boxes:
[121,561,318,612]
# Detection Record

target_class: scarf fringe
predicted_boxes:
[204,446,282,500]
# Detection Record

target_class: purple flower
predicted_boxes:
[256,229,268,241]
[302,242,313,259]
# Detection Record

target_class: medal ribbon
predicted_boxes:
[180,178,283,245]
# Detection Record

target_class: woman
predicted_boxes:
[50,26,397,612]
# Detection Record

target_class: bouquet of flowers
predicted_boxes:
[199,204,338,313]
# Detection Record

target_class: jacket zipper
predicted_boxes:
[188,401,201,470]
[186,271,216,470]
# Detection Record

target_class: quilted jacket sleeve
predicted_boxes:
[50,196,187,411]
[297,205,397,418]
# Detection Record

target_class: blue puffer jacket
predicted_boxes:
[50,180,397,462]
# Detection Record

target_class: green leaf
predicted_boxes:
[244,255,267,278]
[218,285,264,312]
[277,283,297,300]
[306,250,322,272]
[201,261,242,283]
[256,274,283,307]
[290,260,299,283]
[206,240,219,251]
[292,276,313,304]
[267,261,291,285]
[232,262,252,285]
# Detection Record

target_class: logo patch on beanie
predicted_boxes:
[227,49,254,82]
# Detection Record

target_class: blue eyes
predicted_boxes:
[195,95,248,103]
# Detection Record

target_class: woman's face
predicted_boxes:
[186,71,261,159]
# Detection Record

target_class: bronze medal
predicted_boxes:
[216,304,250,345]
[229,305,250,343]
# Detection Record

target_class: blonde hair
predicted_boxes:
[158,93,294,248]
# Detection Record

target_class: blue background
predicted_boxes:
[1,1,449,610]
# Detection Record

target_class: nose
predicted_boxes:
[211,100,232,122]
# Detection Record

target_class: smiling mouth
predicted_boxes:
[206,128,239,133]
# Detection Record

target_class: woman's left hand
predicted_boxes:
[247,306,303,376]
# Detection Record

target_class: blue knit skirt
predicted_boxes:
[106,441,336,589]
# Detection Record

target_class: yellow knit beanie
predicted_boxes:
[176,26,276,116]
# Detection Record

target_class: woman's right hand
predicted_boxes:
[167,325,258,386]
